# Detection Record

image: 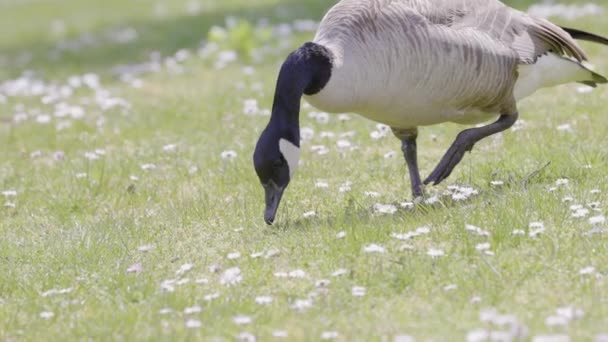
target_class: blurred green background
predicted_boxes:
[0,0,603,79]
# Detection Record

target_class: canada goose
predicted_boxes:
[253,0,608,225]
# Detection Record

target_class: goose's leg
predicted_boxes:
[392,127,424,199]
[424,112,519,185]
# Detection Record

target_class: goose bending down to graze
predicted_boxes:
[253,0,608,225]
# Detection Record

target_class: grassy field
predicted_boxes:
[1,0,607,340]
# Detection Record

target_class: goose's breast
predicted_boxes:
[306,84,497,127]
[304,54,503,128]
[304,66,359,114]
[303,46,453,125]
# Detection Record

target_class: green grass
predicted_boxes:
[1,0,607,340]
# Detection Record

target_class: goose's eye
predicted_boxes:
[273,157,286,169]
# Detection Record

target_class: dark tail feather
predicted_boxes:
[579,70,608,88]
[561,26,608,46]
[562,27,608,87]
[592,71,608,84]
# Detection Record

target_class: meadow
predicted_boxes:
[0,0,607,340]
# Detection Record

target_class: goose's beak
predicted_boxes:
[264,182,285,225]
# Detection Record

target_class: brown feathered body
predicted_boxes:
[304,0,606,128]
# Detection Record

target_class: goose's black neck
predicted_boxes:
[270,42,333,127]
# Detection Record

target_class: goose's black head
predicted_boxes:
[253,42,332,225]
[253,128,300,225]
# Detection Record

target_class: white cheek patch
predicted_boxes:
[279,138,300,178]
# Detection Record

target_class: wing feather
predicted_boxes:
[405,0,587,63]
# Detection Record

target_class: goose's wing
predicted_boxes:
[411,0,587,63]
